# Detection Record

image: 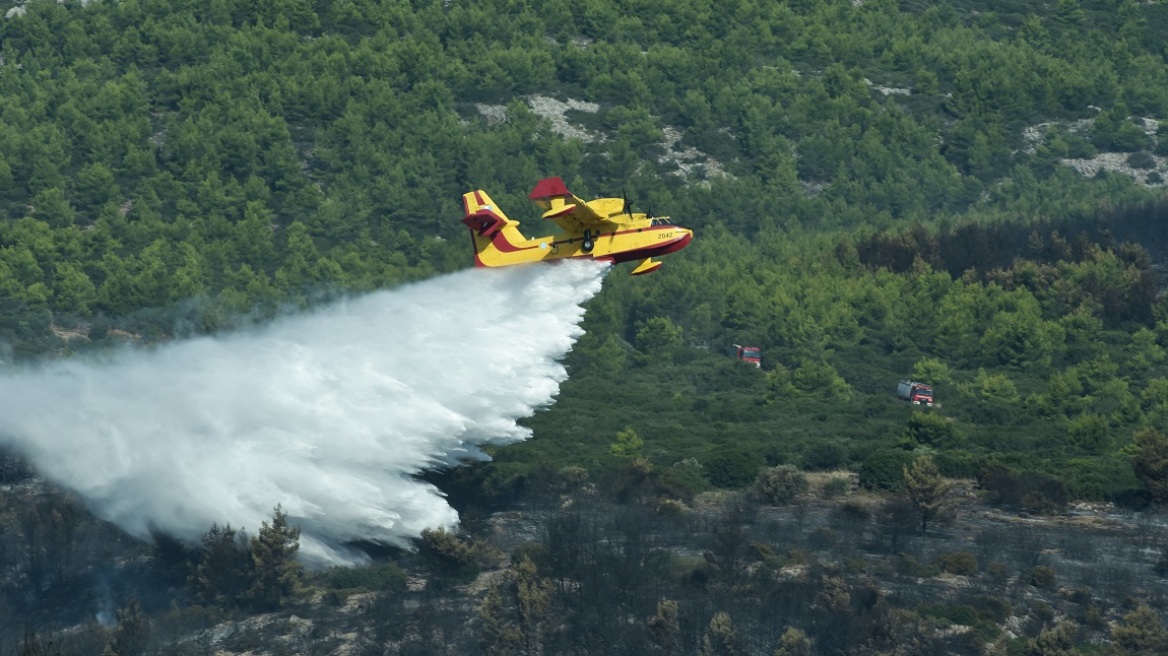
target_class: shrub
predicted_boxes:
[556,466,589,492]
[823,477,851,498]
[1127,151,1157,170]
[978,466,1069,512]
[1025,565,1058,589]
[969,595,1012,622]
[1020,490,1066,514]
[1028,600,1056,625]
[835,500,871,523]
[655,498,691,517]
[934,450,984,479]
[750,543,787,571]
[753,465,808,505]
[894,553,940,578]
[659,458,709,502]
[906,411,959,447]
[858,449,915,491]
[418,527,483,582]
[704,448,761,488]
[510,541,551,573]
[935,551,978,576]
[808,527,838,549]
[922,604,977,626]
[802,442,848,471]
[325,563,406,592]
[1083,605,1107,629]
[1065,134,1096,158]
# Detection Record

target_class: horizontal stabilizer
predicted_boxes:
[462,210,506,236]
[528,177,572,202]
[462,190,511,236]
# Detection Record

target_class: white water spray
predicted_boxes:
[0,261,608,565]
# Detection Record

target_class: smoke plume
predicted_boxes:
[0,260,608,564]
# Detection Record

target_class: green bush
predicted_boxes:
[658,458,709,502]
[510,542,551,573]
[987,562,1010,584]
[969,595,1012,622]
[921,604,977,626]
[978,466,1069,512]
[324,563,406,592]
[753,465,809,505]
[823,477,851,498]
[1059,456,1140,501]
[933,450,984,479]
[1025,566,1058,590]
[1127,151,1157,170]
[802,442,848,471]
[418,527,484,582]
[935,551,978,576]
[906,411,960,447]
[1065,133,1097,158]
[703,448,761,488]
[858,449,915,491]
[556,466,590,492]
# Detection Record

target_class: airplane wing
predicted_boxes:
[528,177,626,233]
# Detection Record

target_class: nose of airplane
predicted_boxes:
[661,229,693,255]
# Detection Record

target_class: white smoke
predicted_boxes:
[0,260,609,565]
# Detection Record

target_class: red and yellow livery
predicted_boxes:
[461,177,693,275]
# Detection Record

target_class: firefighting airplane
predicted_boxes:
[461,177,693,275]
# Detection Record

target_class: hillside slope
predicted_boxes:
[1,0,1168,651]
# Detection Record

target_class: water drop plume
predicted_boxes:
[0,260,609,564]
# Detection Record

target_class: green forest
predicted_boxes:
[3,0,1168,653]
[1,0,1166,500]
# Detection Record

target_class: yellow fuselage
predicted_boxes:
[469,222,693,268]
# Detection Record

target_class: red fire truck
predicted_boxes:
[897,380,934,406]
[733,345,761,368]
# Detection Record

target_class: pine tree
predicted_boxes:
[476,556,553,656]
[190,523,252,609]
[647,598,680,654]
[611,426,644,459]
[1111,605,1168,655]
[701,612,740,656]
[903,455,953,533]
[773,627,815,656]
[1131,429,1168,504]
[1025,621,1076,656]
[478,587,522,656]
[106,599,150,656]
[513,557,552,655]
[248,505,303,610]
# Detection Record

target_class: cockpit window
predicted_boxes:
[650,217,674,226]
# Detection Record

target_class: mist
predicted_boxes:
[0,260,609,565]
